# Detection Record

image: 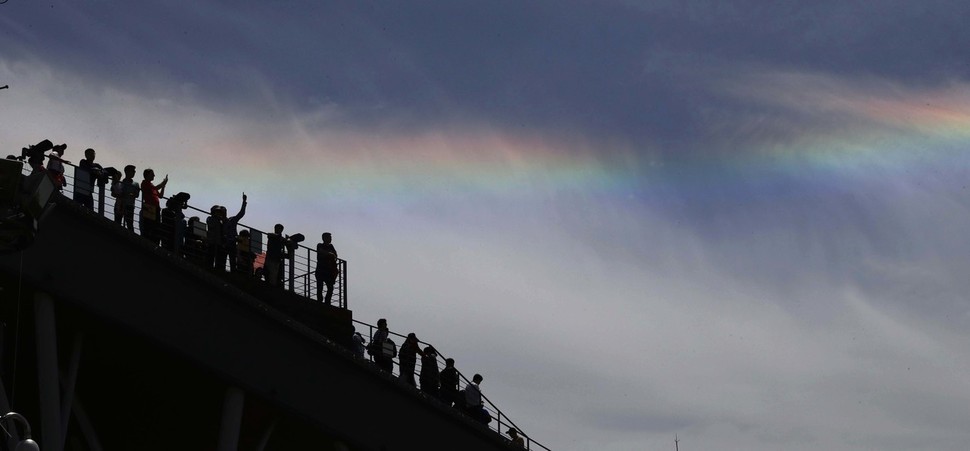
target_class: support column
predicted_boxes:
[34,292,62,451]
[254,418,278,451]
[0,321,9,414]
[70,397,104,451]
[60,331,83,450]
[216,387,245,451]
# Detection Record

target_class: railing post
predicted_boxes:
[368,325,374,362]
[287,247,295,292]
[97,181,106,216]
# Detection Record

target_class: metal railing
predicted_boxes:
[354,318,550,450]
[17,157,348,308]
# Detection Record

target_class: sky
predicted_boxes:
[3,1,970,450]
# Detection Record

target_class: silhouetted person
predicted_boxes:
[507,428,525,448]
[113,165,139,231]
[206,205,224,270]
[108,169,122,221]
[185,216,207,264]
[420,346,440,397]
[140,168,168,245]
[465,374,490,424]
[315,232,339,305]
[265,223,286,286]
[161,192,190,254]
[74,148,103,209]
[222,193,247,273]
[236,229,255,276]
[45,146,68,190]
[351,326,366,359]
[369,318,395,373]
[439,358,459,407]
[398,333,425,387]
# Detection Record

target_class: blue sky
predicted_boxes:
[4,1,970,450]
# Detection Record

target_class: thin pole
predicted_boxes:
[675,435,679,451]
[217,387,245,451]
[60,332,84,450]
[35,292,63,451]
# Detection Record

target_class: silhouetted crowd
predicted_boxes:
[357,318,500,428]
[9,141,530,449]
[9,141,342,306]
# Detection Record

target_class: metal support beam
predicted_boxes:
[0,375,13,451]
[34,292,62,451]
[254,418,278,451]
[0,375,10,414]
[216,387,245,451]
[60,331,83,450]
[70,397,104,451]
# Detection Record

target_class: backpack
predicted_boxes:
[382,338,397,359]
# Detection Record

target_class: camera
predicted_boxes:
[19,139,66,165]
[0,158,56,253]
[99,166,121,186]
[285,233,305,251]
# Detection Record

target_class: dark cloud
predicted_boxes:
[5,0,970,147]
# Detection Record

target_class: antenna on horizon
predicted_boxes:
[675,434,680,451]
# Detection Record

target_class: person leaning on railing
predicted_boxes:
[265,223,286,286]
[45,144,68,190]
[74,148,103,210]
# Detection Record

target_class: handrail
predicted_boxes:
[352,318,550,451]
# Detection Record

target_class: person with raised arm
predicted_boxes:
[140,168,168,245]
[222,193,247,273]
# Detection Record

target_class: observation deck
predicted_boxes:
[0,160,549,450]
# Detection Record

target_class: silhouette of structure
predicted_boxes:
[0,155,549,450]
